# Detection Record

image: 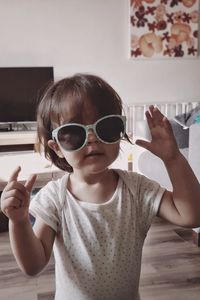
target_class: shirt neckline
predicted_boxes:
[65,176,122,208]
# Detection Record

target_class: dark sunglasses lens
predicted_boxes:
[58,125,86,151]
[96,116,124,143]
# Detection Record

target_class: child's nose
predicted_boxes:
[87,129,98,144]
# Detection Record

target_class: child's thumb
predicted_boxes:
[25,174,37,193]
[135,139,150,151]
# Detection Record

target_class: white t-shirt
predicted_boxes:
[30,169,165,300]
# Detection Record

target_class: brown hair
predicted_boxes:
[37,73,130,172]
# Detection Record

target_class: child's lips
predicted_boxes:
[85,151,104,158]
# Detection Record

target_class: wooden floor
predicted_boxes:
[140,218,200,300]
[0,218,200,300]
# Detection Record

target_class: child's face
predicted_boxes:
[60,131,120,175]
[48,102,121,175]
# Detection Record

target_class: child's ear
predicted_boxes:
[48,140,64,158]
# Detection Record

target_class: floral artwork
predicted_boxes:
[130,0,199,58]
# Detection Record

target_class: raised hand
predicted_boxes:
[136,105,180,163]
[0,166,37,223]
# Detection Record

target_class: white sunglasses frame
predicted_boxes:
[52,114,126,152]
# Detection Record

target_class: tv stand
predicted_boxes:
[0,121,37,132]
[7,124,14,131]
[0,124,13,132]
[0,130,37,152]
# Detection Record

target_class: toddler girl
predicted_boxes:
[1,73,200,300]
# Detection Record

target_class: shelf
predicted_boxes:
[0,131,37,146]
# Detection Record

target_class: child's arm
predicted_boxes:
[136,105,200,228]
[0,167,55,275]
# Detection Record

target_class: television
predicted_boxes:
[0,67,54,124]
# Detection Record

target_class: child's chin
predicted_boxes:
[86,163,110,174]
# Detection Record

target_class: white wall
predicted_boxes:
[0,0,200,105]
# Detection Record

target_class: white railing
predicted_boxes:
[124,101,200,138]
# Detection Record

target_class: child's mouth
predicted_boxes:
[85,151,103,157]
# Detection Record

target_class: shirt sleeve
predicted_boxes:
[137,173,165,235]
[29,180,62,233]
[114,169,166,237]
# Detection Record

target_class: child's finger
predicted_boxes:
[24,174,37,193]
[8,166,21,183]
[163,117,176,138]
[3,196,22,209]
[5,188,26,201]
[163,117,173,132]
[148,105,154,115]
[145,110,154,129]
[135,139,151,151]
[151,106,165,124]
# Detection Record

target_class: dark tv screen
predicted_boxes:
[0,67,54,123]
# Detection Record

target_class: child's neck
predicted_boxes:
[71,168,112,185]
[67,169,119,204]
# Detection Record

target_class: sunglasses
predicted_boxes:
[52,114,126,152]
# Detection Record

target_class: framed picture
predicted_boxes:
[130,0,199,59]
